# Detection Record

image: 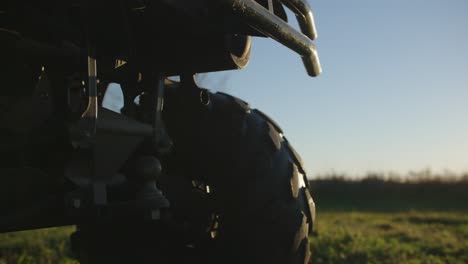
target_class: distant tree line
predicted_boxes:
[307,170,468,211]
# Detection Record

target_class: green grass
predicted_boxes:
[0,226,77,264]
[310,211,468,264]
[2,175,468,263]
[3,212,467,264]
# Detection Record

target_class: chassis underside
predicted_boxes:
[0,0,320,233]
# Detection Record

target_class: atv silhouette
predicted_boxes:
[0,0,320,263]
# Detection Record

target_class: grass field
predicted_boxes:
[2,212,467,264]
[311,211,468,264]
[0,226,76,264]
[1,175,468,263]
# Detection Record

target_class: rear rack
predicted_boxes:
[227,0,321,77]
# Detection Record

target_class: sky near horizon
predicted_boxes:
[197,0,468,177]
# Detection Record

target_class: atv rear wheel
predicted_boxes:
[163,90,316,264]
[71,89,316,264]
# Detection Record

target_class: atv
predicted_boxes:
[0,0,320,263]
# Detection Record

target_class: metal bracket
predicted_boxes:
[80,56,98,138]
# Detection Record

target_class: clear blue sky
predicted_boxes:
[199,0,468,177]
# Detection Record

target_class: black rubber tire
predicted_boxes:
[70,89,316,264]
[162,89,316,264]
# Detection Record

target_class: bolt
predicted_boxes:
[73,199,81,209]
[151,209,160,220]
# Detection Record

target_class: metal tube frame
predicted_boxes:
[226,0,322,77]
